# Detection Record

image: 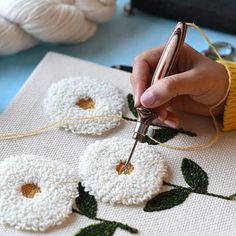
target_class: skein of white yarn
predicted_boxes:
[0,0,116,55]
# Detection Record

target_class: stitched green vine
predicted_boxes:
[127,94,138,117]
[144,158,235,212]
[73,183,139,236]
[126,94,197,145]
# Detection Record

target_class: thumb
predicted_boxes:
[140,70,197,108]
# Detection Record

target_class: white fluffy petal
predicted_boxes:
[44,77,125,135]
[79,137,168,205]
[0,154,79,231]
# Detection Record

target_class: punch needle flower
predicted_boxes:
[44,77,125,135]
[0,154,79,231]
[78,137,168,205]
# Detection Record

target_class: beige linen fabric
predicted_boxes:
[0,52,236,236]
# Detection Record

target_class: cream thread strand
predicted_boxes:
[0,115,121,140]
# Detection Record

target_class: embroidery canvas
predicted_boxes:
[0,52,236,235]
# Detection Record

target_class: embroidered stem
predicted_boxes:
[72,209,138,234]
[72,208,83,215]
[95,218,138,234]
[163,181,231,200]
[204,192,230,200]
[228,193,236,200]
[163,181,184,189]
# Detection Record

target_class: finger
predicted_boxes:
[131,46,164,106]
[152,110,180,128]
[151,101,172,122]
[140,69,200,108]
[163,111,180,128]
[130,59,151,106]
[133,45,165,71]
[153,105,168,122]
[171,95,223,116]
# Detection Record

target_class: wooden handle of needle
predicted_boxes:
[132,22,187,142]
[151,21,187,84]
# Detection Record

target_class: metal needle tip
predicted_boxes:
[124,139,138,168]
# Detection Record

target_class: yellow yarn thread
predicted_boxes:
[0,23,231,151]
[186,23,223,60]
[0,115,120,140]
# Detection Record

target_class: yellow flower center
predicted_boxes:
[76,97,95,109]
[21,183,41,198]
[116,160,134,175]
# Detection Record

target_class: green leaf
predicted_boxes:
[75,183,97,219]
[141,127,179,145]
[75,222,117,236]
[228,193,236,200]
[116,223,139,234]
[127,94,138,117]
[181,158,208,193]
[177,128,197,137]
[144,188,190,212]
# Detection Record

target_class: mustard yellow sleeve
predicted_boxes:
[218,61,236,131]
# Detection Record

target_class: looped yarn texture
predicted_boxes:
[0,154,79,231]
[0,0,116,55]
[79,137,167,205]
[44,77,125,135]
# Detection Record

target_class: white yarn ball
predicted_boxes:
[0,17,38,55]
[0,0,116,55]
[75,0,116,23]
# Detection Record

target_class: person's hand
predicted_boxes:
[130,44,229,128]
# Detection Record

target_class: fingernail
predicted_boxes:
[164,119,178,128]
[141,91,155,106]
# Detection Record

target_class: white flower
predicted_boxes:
[79,137,168,205]
[0,154,79,231]
[44,77,125,135]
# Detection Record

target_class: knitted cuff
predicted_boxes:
[217,60,236,131]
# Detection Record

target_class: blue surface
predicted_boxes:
[0,0,236,113]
